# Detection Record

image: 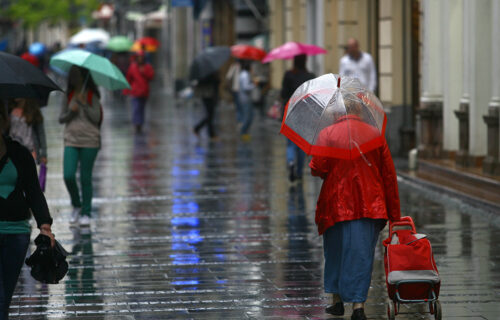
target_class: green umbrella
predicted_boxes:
[50,49,130,90]
[106,36,133,52]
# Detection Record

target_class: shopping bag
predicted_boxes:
[39,163,47,192]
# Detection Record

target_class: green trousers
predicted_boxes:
[63,146,99,217]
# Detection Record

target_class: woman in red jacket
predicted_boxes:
[309,104,401,320]
[124,52,154,133]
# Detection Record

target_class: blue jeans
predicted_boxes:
[232,91,243,123]
[131,97,147,126]
[287,139,305,177]
[323,219,384,303]
[0,233,30,319]
[240,100,254,135]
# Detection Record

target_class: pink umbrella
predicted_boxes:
[262,41,327,63]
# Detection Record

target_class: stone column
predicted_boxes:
[455,0,472,166]
[441,0,462,155]
[467,0,492,163]
[418,0,443,158]
[483,0,500,174]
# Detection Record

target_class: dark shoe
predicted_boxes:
[288,163,295,182]
[351,308,367,320]
[325,302,344,316]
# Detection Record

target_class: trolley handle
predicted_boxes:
[389,216,416,235]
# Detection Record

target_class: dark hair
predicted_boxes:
[293,54,307,70]
[66,66,101,99]
[241,60,251,71]
[7,98,43,125]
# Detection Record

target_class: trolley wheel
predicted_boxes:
[434,300,442,320]
[387,301,395,320]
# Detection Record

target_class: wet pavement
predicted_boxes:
[9,89,500,319]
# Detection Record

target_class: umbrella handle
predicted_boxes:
[337,77,341,88]
[81,73,90,94]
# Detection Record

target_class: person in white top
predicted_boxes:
[339,38,377,92]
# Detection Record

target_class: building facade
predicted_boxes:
[419,0,500,175]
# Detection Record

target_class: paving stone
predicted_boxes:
[8,91,500,319]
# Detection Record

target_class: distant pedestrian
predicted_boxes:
[7,98,47,165]
[238,60,255,141]
[124,51,154,133]
[281,54,315,182]
[339,38,377,92]
[225,60,242,125]
[59,66,103,227]
[309,101,400,319]
[0,102,55,319]
[193,72,220,140]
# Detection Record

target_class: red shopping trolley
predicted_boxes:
[383,216,442,320]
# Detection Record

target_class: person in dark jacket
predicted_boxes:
[123,51,154,133]
[0,102,54,319]
[281,54,315,182]
[193,72,220,140]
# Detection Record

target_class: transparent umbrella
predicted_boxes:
[280,73,386,160]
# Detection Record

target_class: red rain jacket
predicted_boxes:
[123,62,154,98]
[309,120,400,235]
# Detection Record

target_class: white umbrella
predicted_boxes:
[69,28,110,46]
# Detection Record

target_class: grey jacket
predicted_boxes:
[59,91,102,148]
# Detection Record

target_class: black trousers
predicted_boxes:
[194,98,217,138]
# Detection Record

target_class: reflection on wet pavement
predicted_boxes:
[9,92,500,319]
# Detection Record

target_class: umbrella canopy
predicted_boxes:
[189,46,231,81]
[280,73,386,160]
[21,52,40,67]
[50,49,130,90]
[0,52,61,100]
[106,36,133,52]
[69,28,110,47]
[29,42,47,57]
[231,44,266,61]
[262,41,327,63]
[131,37,160,52]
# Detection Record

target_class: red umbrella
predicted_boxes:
[280,73,386,160]
[231,44,266,61]
[137,37,159,47]
[21,52,40,67]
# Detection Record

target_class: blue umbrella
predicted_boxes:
[29,42,47,57]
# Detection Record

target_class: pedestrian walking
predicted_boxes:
[309,100,400,320]
[193,72,220,140]
[59,66,103,227]
[281,54,315,182]
[0,103,55,319]
[238,60,255,141]
[225,60,242,125]
[124,51,154,133]
[339,38,377,92]
[7,98,47,166]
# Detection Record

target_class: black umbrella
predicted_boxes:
[25,234,69,284]
[0,52,62,104]
[189,46,231,81]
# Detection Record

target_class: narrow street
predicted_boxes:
[9,89,500,319]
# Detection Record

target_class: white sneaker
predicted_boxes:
[79,215,91,227]
[70,208,81,225]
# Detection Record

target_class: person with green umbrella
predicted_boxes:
[59,66,103,227]
[50,49,129,227]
